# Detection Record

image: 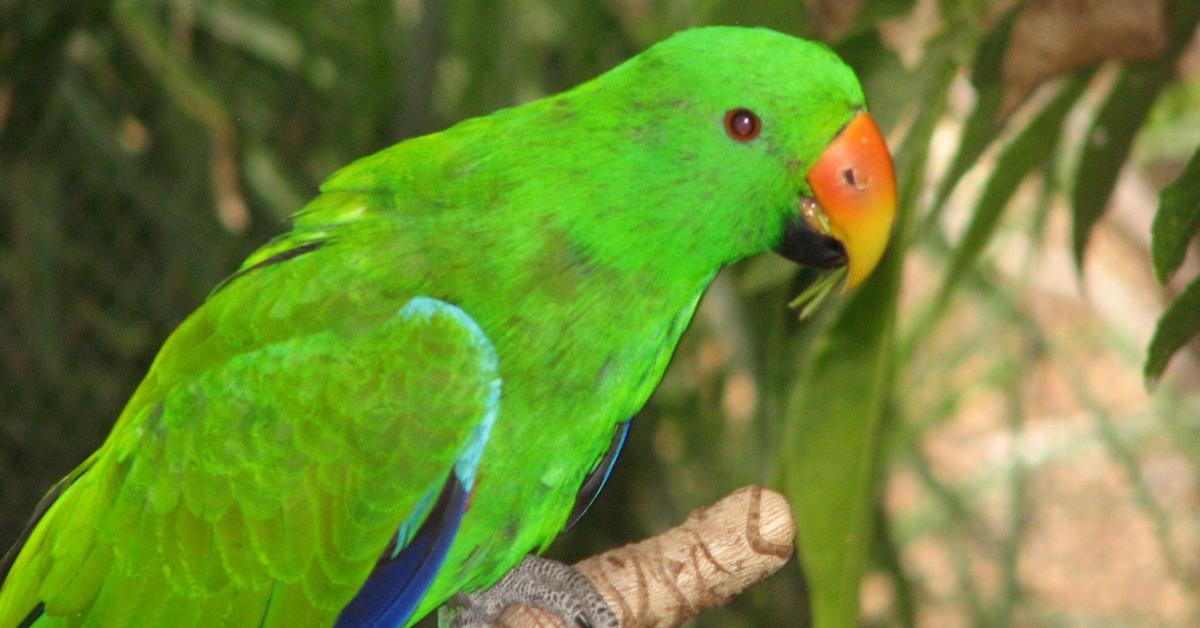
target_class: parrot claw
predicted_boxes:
[445,555,617,628]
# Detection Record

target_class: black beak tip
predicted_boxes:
[776,217,847,269]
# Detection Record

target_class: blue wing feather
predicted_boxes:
[566,419,631,530]
[335,296,500,627]
[335,473,470,628]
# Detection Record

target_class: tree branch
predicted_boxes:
[494,485,796,627]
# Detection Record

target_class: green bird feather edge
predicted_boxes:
[0,26,867,627]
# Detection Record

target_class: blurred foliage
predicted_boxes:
[3,0,1200,626]
[1148,146,1200,385]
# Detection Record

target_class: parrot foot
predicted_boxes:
[446,555,618,628]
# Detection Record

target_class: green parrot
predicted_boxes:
[0,25,896,627]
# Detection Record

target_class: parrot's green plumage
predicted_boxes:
[0,26,880,627]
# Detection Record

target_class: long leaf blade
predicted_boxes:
[1145,274,1200,386]
[781,245,898,628]
[1070,67,1168,269]
[1151,143,1200,283]
[1071,0,1200,270]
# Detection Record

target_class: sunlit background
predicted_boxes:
[2,1,1199,625]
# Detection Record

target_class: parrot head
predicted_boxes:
[557,26,897,291]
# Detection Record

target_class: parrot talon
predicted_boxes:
[446,555,617,628]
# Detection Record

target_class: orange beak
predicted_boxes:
[805,112,897,290]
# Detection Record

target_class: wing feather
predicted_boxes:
[0,292,501,627]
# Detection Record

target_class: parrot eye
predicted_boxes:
[724,108,761,141]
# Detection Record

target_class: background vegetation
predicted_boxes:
[3,0,1199,625]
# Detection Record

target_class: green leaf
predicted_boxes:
[1071,0,1200,270]
[781,249,898,628]
[1145,273,1200,387]
[1070,67,1170,269]
[1151,143,1200,283]
[779,47,955,628]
